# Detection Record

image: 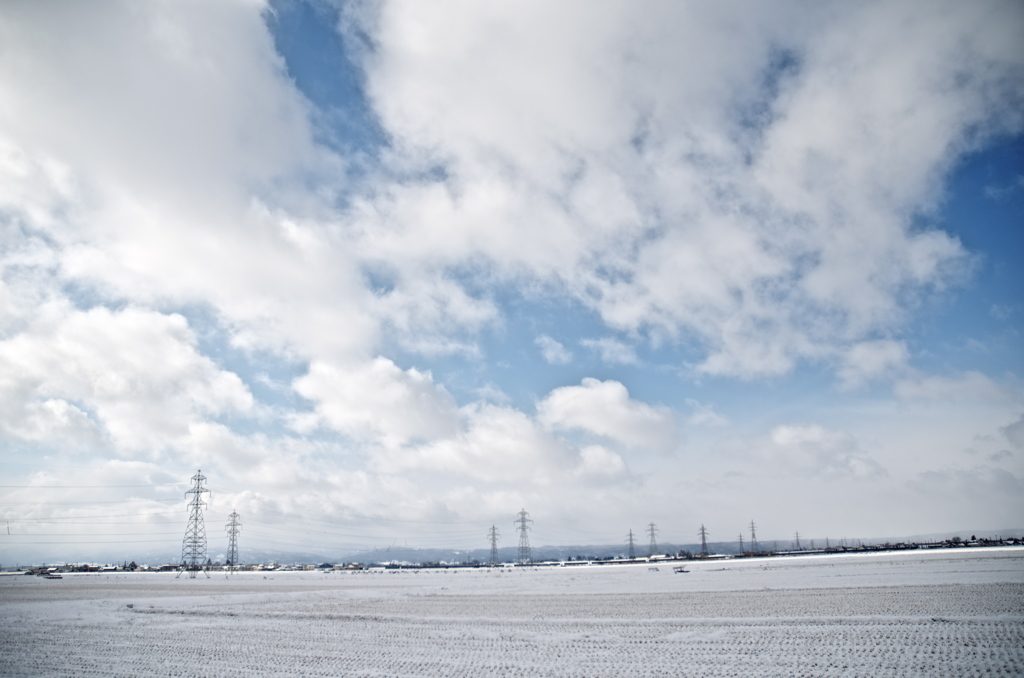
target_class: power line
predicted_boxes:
[0,484,183,488]
[5,510,182,522]
[242,517,480,542]
[3,532,181,537]
[3,539,180,545]
[0,500,181,506]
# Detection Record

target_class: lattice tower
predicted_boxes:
[488,525,500,564]
[177,470,211,579]
[226,510,242,573]
[699,524,709,556]
[626,529,636,559]
[514,509,533,564]
[647,522,659,556]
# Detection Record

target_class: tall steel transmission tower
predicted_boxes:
[177,470,211,579]
[514,509,532,564]
[749,519,759,553]
[738,533,745,553]
[793,530,801,551]
[647,522,659,556]
[626,529,636,559]
[698,524,709,556]
[225,510,242,573]
[488,525,500,564]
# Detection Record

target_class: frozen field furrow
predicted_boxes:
[2,605,1022,677]
[2,548,1022,677]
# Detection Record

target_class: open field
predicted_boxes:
[2,548,1022,677]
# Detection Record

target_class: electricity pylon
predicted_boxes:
[738,533,745,553]
[626,529,636,559]
[515,509,532,564]
[225,510,241,573]
[177,470,211,579]
[698,524,709,556]
[749,519,759,553]
[793,530,801,551]
[647,522,659,556]
[488,525,500,564]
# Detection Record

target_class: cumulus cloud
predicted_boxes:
[292,357,460,447]
[0,0,380,365]
[1,1,1022,556]
[5,1,1022,383]
[911,465,1023,501]
[1002,415,1024,450]
[580,337,638,365]
[893,371,1011,402]
[685,399,729,428]
[379,402,580,484]
[0,306,253,453]
[764,424,886,480]
[537,378,678,453]
[346,0,1024,378]
[535,334,572,364]
[836,340,909,390]
[576,444,629,481]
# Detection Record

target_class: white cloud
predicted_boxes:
[766,424,886,480]
[580,337,638,365]
[836,339,909,390]
[577,445,629,481]
[535,334,572,364]
[685,399,728,428]
[0,306,253,453]
[537,378,678,453]
[292,357,460,447]
[5,0,1021,380]
[379,402,579,484]
[1,1,1022,557]
[0,0,382,365]
[893,371,1012,402]
[1002,415,1024,450]
[911,465,1023,505]
[347,0,1024,378]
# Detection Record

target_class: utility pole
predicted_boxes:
[225,510,241,574]
[647,522,659,556]
[488,525,500,564]
[515,509,533,565]
[698,524,709,557]
[626,529,636,559]
[177,470,211,579]
[749,519,759,553]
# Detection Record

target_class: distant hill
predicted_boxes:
[8,527,1021,568]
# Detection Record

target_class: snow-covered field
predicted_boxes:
[2,548,1022,677]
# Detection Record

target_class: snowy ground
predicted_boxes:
[1,548,1022,677]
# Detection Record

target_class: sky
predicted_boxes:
[1,0,1022,565]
